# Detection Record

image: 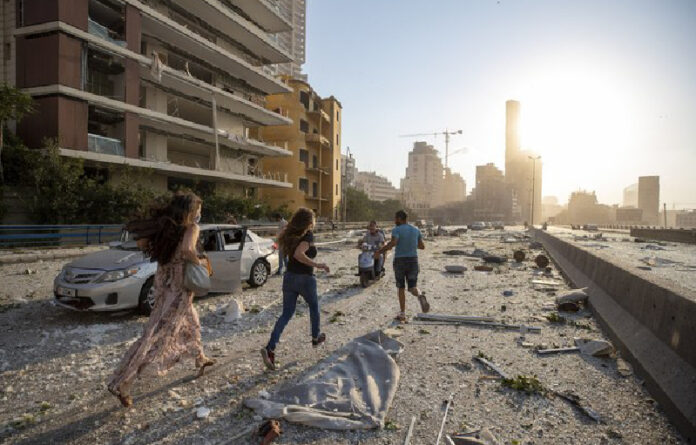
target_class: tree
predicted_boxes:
[0,84,33,184]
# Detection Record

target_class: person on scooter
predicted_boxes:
[358,220,386,275]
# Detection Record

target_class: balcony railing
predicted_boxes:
[88,18,127,47]
[305,133,330,147]
[88,133,125,156]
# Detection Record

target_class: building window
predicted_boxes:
[300,119,309,133]
[336,134,339,145]
[336,110,340,121]
[312,155,318,168]
[299,91,310,109]
[299,178,309,193]
[299,149,309,167]
[312,182,318,197]
[336,184,339,195]
[336,159,339,170]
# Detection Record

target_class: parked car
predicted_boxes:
[53,225,278,314]
[469,221,486,230]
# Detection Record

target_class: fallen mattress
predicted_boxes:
[245,330,403,430]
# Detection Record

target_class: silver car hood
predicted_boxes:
[68,248,148,271]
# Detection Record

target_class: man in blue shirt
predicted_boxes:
[375,210,430,322]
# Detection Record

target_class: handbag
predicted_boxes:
[184,261,211,295]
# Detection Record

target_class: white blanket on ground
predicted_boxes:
[245,330,403,430]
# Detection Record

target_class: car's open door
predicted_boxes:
[203,227,245,294]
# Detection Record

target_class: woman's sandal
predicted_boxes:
[195,357,216,377]
[107,384,133,408]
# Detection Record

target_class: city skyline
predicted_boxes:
[304,0,696,208]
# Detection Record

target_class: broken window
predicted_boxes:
[299,91,310,109]
[299,149,309,167]
[88,105,125,156]
[300,120,309,133]
[299,178,309,193]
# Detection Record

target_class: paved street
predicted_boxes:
[0,230,684,444]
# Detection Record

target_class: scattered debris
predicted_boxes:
[258,419,282,445]
[616,358,633,377]
[385,419,400,430]
[532,279,562,287]
[418,328,431,335]
[416,313,542,333]
[555,391,603,423]
[451,428,501,445]
[416,313,495,323]
[473,354,510,379]
[557,301,580,312]
[534,255,550,268]
[443,250,469,256]
[445,265,467,273]
[502,290,514,297]
[482,255,507,264]
[223,299,243,322]
[555,288,589,305]
[574,338,614,357]
[436,393,455,445]
[329,311,345,323]
[513,250,526,262]
[474,265,493,272]
[196,406,210,419]
[529,241,543,249]
[403,415,417,445]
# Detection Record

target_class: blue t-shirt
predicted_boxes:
[391,224,422,258]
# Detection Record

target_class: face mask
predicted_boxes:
[194,214,201,224]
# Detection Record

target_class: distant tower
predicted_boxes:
[638,176,660,225]
[505,100,521,175]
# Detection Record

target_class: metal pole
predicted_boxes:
[663,202,667,227]
[528,155,540,226]
[212,94,219,170]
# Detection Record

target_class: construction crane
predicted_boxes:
[399,129,463,168]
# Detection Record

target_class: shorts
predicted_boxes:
[393,257,419,289]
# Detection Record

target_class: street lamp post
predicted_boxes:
[528,155,541,227]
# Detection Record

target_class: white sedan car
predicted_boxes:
[53,225,278,314]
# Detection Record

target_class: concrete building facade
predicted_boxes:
[638,176,660,225]
[341,154,357,188]
[623,183,638,208]
[354,171,399,202]
[442,168,466,204]
[472,163,512,222]
[504,100,542,224]
[253,77,342,219]
[400,141,444,216]
[676,211,696,229]
[4,0,298,196]
[268,0,306,80]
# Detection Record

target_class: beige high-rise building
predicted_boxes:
[638,176,660,225]
[400,141,445,216]
[443,168,467,204]
[505,100,542,224]
[253,77,342,219]
[355,171,399,202]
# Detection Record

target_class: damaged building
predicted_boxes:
[3,0,301,195]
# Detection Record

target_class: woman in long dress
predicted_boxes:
[107,192,215,407]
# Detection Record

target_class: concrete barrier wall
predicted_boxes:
[534,229,696,442]
[631,228,696,244]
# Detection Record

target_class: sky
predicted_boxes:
[303,0,696,208]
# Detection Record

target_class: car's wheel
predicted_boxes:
[138,277,155,315]
[248,260,269,287]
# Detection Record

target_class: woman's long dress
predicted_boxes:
[108,243,204,393]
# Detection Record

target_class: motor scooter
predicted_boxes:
[358,243,384,288]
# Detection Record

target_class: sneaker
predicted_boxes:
[312,333,326,347]
[418,293,430,313]
[261,347,276,370]
[394,312,407,323]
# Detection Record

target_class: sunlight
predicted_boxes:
[518,63,635,161]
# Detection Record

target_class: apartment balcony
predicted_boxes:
[305,194,329,202]
[23,84,293,159]
[305,133,330,148]
[88,133,125,156]
[87,18,126,47]
[126,0,290,95]
[58,147,292,189]
[168,0,292,64]
[227,0,292,32]
[306,166,330,176]
[307,108,331,125]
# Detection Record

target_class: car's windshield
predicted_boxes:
[117,230,140,251]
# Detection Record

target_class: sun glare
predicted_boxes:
[518,65,635,161]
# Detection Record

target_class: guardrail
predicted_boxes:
[0,221,394,249]
[0,225,123,248]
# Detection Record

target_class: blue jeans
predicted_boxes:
[277,248,287,274]
[267,272,320,351]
